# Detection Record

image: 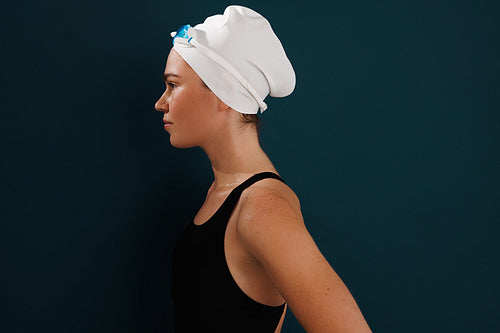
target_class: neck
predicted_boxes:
[200,124,276,190]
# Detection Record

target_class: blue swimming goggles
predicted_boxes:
[172,24,193,45]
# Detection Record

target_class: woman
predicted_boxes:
[155,6,372,333]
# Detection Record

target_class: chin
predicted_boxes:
[170,137,197,149]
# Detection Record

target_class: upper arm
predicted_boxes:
[235,187,371,333]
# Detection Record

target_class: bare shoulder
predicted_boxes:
[233,177,309,256]
[237,177,302,223]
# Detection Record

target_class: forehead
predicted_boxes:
[164,49,198,79]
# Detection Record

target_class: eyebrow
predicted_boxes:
[163,73,179,82]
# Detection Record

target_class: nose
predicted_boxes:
[155,91,168,112]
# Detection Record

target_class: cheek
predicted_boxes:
[180,91,218,122]
[171,82,221,122]
[169,90,216,137]
[168,91,192,118]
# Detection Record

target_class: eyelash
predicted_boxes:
[167,82,177,89]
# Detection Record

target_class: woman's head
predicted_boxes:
[155,6,293,147]
[155,49,260,148]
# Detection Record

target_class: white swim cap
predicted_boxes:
[170,5,296,114]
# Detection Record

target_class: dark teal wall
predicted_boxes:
[2,0,498,332]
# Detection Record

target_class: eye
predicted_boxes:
[167,82,177,90]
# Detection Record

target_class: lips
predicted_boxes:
[163,119,173,131]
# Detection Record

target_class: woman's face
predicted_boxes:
[155,49,226,148]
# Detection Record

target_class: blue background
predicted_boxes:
[2,0,498,332]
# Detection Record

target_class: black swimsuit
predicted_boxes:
[172,172,286,332]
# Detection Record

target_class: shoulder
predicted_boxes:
[238,177,302,225]
[233,177,309,256]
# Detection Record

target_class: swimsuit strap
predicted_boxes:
[214,172,285,222]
